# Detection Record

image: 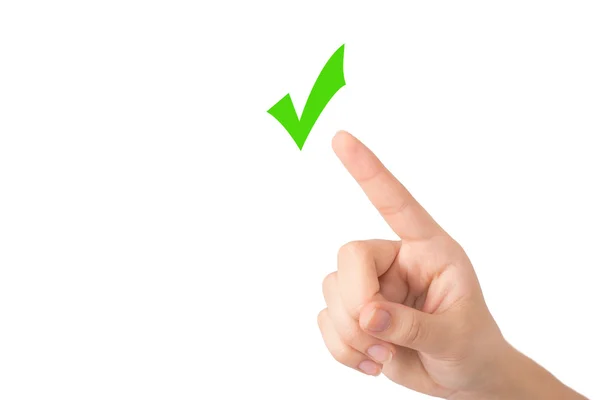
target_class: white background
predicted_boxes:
[1,1,599,399]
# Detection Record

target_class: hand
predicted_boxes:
[317,131,586,399]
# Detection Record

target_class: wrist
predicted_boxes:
[450,343,586,400]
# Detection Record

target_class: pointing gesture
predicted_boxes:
[333,130,444,241]
[318,131,587,399]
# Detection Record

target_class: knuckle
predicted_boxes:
[399,312,426,346]
[377,200,411,218]
[317,309,328,329]
[337,240,370,261]
[338,321,362,345]
[331,344,353,364]
[321,272,337,296]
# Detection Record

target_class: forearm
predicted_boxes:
[451,345,587,400]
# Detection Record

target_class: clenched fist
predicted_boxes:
[318,131,586,400]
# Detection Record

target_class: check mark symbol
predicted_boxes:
[268,44,346,150]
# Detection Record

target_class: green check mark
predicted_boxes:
[267,44,346,150]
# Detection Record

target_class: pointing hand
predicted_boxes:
[318,131,586,399]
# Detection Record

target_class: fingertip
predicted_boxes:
[357,360,382,376]
[331,130,359,156]
[358,302,383,331]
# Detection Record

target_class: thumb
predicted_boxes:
[359,301,448,354]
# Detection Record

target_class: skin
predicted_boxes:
[318,131,588,400]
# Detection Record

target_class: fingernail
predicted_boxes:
[367,345,393,364]
[358,360,380,376]
[364,309,391,332]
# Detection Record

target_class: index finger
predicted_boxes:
[332,131,445,241]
